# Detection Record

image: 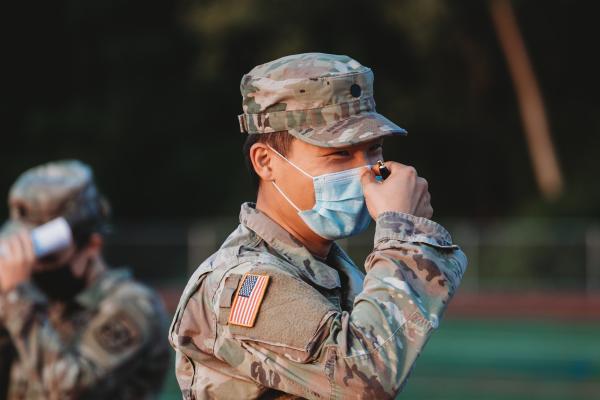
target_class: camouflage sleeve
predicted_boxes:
[325,211,468,397]
[0,281,166,399]
[209,212,467,399]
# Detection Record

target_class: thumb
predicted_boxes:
[360,167,378,188]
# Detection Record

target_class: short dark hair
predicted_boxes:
[243,131,295,189]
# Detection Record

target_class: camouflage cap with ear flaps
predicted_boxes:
[238,52,407,148]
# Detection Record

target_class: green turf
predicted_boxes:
[400,318,600,399]
[159,318,600,399]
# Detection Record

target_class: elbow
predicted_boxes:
[334,367,406,400]
[332,343,416,400]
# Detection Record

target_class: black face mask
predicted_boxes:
[31,265,87,302]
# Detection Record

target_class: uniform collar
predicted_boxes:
[239,202,341,290]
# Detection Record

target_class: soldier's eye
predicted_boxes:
[331,150,351,157]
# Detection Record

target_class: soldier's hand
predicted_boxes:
[361,161,433,219]
[0,231,35,292]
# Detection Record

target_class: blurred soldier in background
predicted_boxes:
[0,160,169,399]
[170,53,468,399]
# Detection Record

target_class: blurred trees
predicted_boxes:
[3,0,599,220]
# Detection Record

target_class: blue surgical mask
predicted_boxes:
[268,145,372,240]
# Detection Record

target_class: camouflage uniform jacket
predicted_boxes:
[0,268,170,399]
[169,203,467,399]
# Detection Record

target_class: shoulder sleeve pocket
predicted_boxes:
[224,267,338,362]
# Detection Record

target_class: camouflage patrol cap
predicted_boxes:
[1,160,109,235]
[238,52,407,147]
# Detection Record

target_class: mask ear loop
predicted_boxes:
[266,145,309,212]
[266,145,313,179]
[271,182,302,212]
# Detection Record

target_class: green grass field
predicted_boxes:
[160,318,600,399]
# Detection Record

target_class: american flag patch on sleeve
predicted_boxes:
[228,273,270,327]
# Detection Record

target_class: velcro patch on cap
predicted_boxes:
[228,273,270,328]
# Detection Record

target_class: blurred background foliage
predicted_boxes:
[4,0,599,222]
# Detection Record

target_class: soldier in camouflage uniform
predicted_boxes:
[169,53,468,399]
[0,160,170,399]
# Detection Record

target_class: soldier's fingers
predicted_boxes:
[3,231,31,267]
[426,204,434,219]
[415,202,433,219]
[419,188,431,205]
[0,242,8,261]
[5,235,22,262]
[415,177,427,198]
[360,168,378,188]
[17,231,35,264]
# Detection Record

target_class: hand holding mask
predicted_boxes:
[361,161,433,220]
[0,230,35,292]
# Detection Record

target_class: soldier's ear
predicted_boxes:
[249,142,275,182]
[86,233,103,255]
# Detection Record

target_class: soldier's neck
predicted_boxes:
[78,256,107,288]
[256,192,332,259]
